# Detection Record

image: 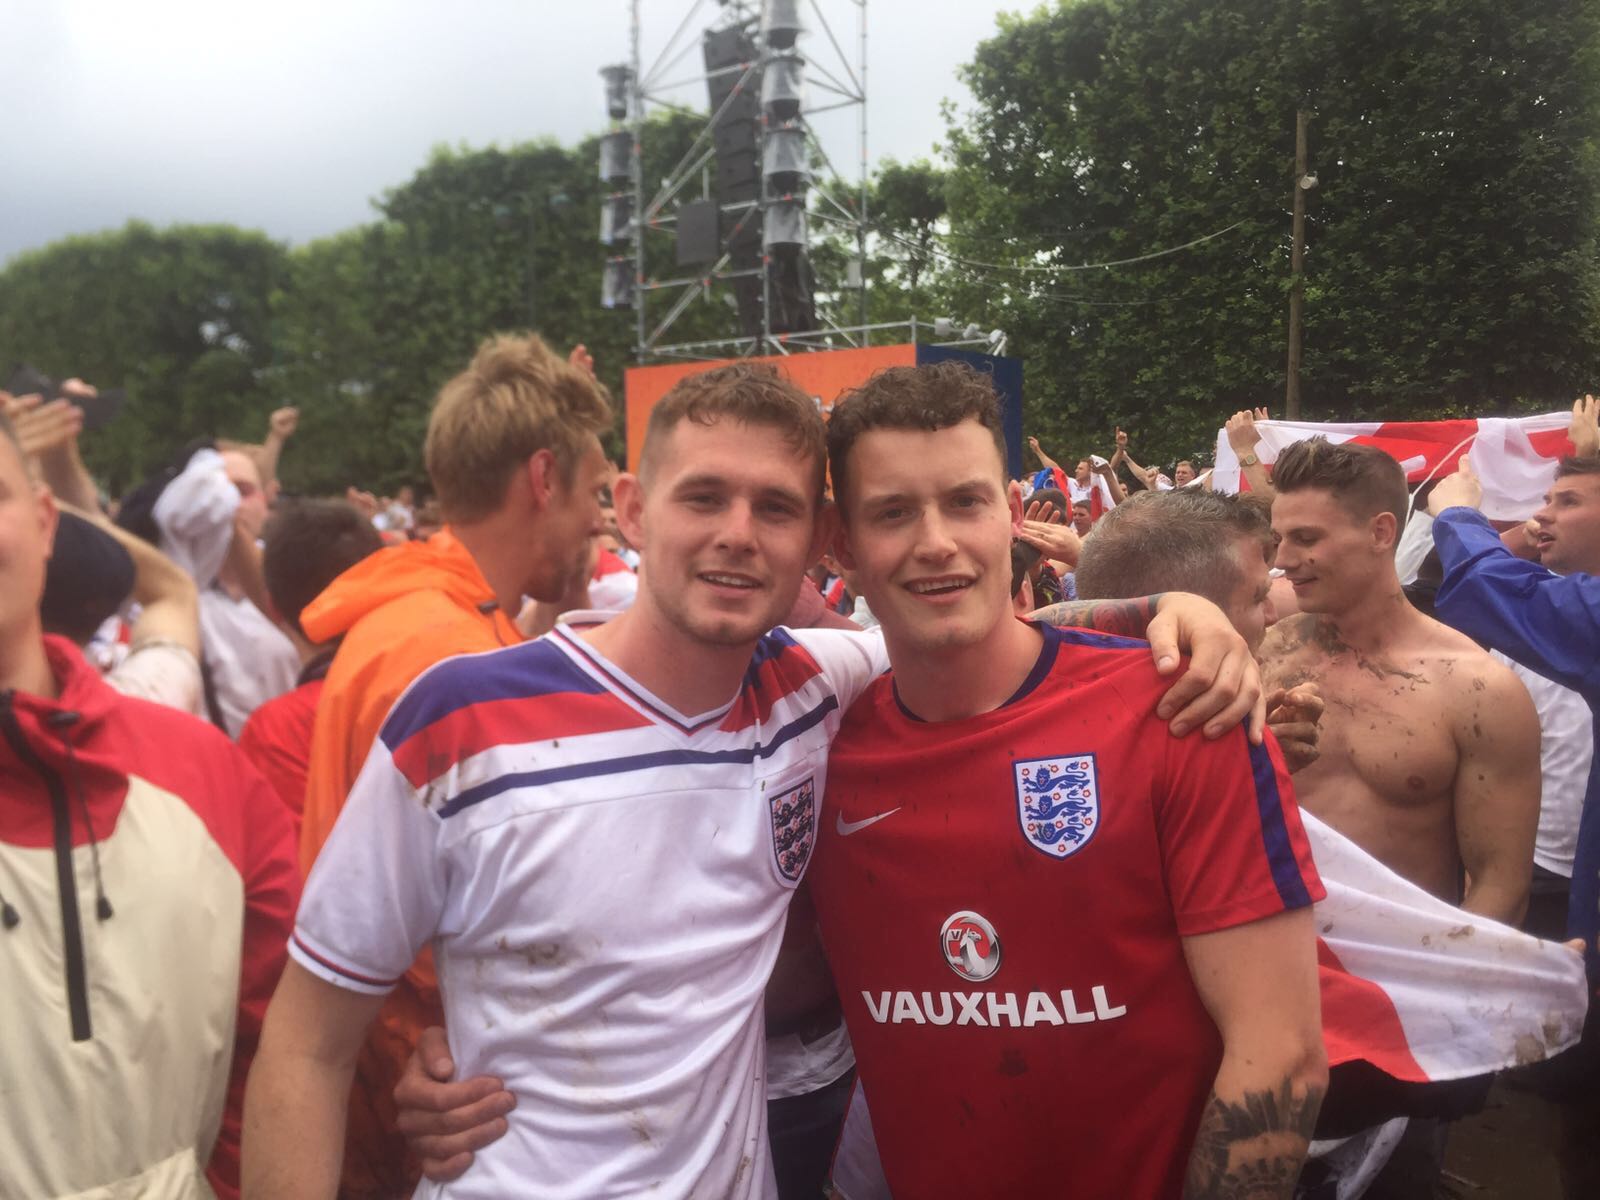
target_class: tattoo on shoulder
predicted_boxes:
[1029,595,1160,639]
[1184,1079,1324,1200]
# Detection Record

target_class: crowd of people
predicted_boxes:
[1,338,1596,1200]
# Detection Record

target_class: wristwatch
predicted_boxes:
[1238,453,1260,468]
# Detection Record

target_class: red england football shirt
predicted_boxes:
[809,623,1324,1199]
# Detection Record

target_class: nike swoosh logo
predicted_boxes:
[836,807,902,836]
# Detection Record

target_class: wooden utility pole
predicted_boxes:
[1286,110,1309,420]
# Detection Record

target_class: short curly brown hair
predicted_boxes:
[826,361,1005,506]
[638,362,827,502]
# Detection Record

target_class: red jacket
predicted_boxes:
[238,650,335,839]
[0,637,300,1199]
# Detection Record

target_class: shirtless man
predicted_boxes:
[1258,437,1540,923]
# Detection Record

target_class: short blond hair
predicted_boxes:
[425,334,613,522]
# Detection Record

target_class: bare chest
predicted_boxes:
[1271,653,1461,809]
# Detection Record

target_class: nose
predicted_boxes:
[715,498,758,552]
[915,509,958,561]
[1532,501,1555,528]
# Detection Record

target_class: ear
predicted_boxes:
[36,483,59,562]
[831,496,861,571]
[807,500,839,570]
[524,449,560,511]
[1007,479,1025,537]
[612,472,647,551]
[1370,510,1398,553]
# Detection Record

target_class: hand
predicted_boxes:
[345,486,380,520]
[1427,456,1483,516]
[1023,498,1059,525]
[568,343,596,377]
[394,1026,516,1183]
[268,406,299,440]
[1265,683,1324,773]
[1225,408,1267,457]
[1147,593,1266,743]
[1092,457,1116,477]
[12,396,84,459]
[1500,519,1543,562]
[1017,519,1082,566]
[1115,426,1129,450]
[1570,394,1599,458]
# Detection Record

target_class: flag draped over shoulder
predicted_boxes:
[1212,414,1574,519]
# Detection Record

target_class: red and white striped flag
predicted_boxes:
[1304,810,1588,1083]
[1213,414,1575,519]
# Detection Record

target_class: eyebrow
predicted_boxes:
[672,472,808,509]
[859,478,997,506]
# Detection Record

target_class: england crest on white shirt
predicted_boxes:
[1014,754,1100,859]
[770,776,818,882]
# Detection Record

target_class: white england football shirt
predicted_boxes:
[291,613,885,1200]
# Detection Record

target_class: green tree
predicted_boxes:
[944,0,1600,467]
[0,222,287,492]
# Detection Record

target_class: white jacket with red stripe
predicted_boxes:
[0,637,299,1199]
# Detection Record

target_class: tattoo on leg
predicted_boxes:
[1028,595,1163,639]
[1183,1079,1324,1200]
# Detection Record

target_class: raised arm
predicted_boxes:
[1225,408,1275,499]
[243,962,386,1199]
[63,501,201,660]
[1093,454,1127,505]
[1027,434,1062,472]
[1453,660,1541,924]
[5,386,102,512]
[1181,908,1327,1199]
[256,407,299,501]
[1430,505,1600,695]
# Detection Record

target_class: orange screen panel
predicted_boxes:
[622,344,917,470]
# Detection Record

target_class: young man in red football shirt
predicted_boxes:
[807,362,1327,1199]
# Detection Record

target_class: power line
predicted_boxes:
[876,218,1254,274]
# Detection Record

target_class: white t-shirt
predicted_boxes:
[198,588,299,736]
[1495,652,1593,878]
[292,614,886,1200]
[104,640,204,718]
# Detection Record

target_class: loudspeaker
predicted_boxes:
[675,200,721,266]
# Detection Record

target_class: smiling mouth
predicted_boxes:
[700,572,760,590]
[906,577,974,596]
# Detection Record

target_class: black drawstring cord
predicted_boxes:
[47,711,113,922]
[0,891,18,930]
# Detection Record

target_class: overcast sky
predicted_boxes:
[0,0,1021,267]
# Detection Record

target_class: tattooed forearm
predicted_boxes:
[1028,594,1165,639]
[1183,1079,1324,1200]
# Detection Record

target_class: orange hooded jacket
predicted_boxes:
[298,529,522,1199]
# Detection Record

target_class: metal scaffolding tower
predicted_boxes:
[600,0,877,362]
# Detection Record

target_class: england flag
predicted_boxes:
[1212,413,1575,519]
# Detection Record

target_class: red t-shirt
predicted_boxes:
[238,678,323,838]
[809,624,1323,1199]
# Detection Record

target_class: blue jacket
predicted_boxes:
[1432,506,1600,979]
